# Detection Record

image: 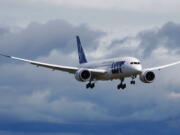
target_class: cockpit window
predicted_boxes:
[130,62,140,64]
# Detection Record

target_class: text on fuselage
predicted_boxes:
[111,61,125,74]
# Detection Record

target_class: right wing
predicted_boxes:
[144,61,180,71]
[0,53,107,75]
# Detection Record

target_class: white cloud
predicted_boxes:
[27,0,180,14]
[169,92,180,99]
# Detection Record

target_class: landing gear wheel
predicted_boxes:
[90,83,95,88]
[130,80,135,85]
[122,84,126,89]
[117,78,127,90]
[86,83,95,89]
[117,84,121,90]
[130,75,136,85]
[86,83,91,89]
[117,83,126,90]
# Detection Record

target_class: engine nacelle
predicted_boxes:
[139,71,155,83]
[75,69,91,82]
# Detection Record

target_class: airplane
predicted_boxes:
[1,36,180,90]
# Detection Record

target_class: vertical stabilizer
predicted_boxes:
[76,36,88,64]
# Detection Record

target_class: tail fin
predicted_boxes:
[76,36,88,64]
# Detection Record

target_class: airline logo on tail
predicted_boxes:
[76,36,87,64]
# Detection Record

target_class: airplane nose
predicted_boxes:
[134,66,142,74]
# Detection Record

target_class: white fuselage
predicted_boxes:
[80,57,142,81]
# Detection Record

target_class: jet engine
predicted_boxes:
[139,71,155,83]
[75,69,91,82]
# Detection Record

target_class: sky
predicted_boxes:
[1,0,180,135]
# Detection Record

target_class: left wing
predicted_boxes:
[144,61,180,71]
[0,53,107,75]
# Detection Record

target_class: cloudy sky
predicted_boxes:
[1,0,180,135]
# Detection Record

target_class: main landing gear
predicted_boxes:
[86,82,95,89]
[117,78,126,90]
[130,80,135,84]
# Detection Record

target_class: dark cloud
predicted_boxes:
[107,22,180,59]
[0,20,105,59]
[138,22,180,57]
[106,36,139,58]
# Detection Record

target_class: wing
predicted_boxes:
[145,61,180,71]
[0,53,107,75]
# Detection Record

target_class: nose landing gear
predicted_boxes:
[130,75,136,85]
